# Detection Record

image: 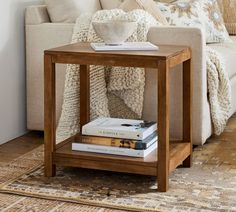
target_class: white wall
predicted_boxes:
[0,0,42,144]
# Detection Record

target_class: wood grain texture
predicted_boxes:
[44,42,192,192]
[46,42,189,59]
[169,142,191,173]
[183,59,193,167]
[168,48,191,68]
[54,141,158,167]
[80,65,90,132]
[53,141,190,176]
[157,60,170,192]
[44,54,56,177]
[53,156,157,176]
[0,131,43,163]
[45,43,190,69]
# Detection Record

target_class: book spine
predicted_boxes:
[80,136,145,149]
[82,128,142,140]
[72,143,145,157]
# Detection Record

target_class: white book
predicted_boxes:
[72,141,157,158]
[90,42,159,51]
[82,117,157,140]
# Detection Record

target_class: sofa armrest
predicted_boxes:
[147,26,211,144]
[25,5,50,25]
[26,23,74,130]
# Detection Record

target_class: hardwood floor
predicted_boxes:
[0,131,43,163]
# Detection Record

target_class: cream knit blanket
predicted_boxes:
[206,46,231,135]
[56,9,231,143]
[56,9,160,143]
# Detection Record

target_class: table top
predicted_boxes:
[45,42,190,60]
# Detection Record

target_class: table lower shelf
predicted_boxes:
[53,139,191,176]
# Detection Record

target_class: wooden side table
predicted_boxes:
[44,42,192,192]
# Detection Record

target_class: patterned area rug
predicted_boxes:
[0,193,122,211]
[0,115,236,211]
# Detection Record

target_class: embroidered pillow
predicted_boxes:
[197,0,231,42]
[217,0,236,35]
[156,0,231,43]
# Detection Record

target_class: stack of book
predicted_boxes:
[72,117,158,158]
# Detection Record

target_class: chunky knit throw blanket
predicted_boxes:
[56,9,160,143]
[56,9,231,143]
[206,46,231,135]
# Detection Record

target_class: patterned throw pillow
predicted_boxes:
[155,0,231,43]
[217,0,236,35]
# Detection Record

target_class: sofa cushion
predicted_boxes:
[156,0,231,43]
[217,0,236,35]
[100,0,124,9]
[45,0,102,23]
[208,36,236,79]
[25,5,50,25]
[119,0,168,25]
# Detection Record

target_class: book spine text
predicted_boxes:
[72,143,145,157]
[82,128,142,140]
[80,136,146,149]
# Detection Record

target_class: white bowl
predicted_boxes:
[92,20,136,45]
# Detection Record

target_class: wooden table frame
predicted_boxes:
[44,42,192,192]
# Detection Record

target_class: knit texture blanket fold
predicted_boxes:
[56,9,160,143]
[206,46,231,135]
[56,9,231,143]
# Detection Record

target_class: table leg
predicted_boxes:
[182,59,192,167]
[80,65,90,133]
[44,54,56,177]
[157,60,170,192]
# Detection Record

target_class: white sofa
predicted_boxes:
[25,4,236,145]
